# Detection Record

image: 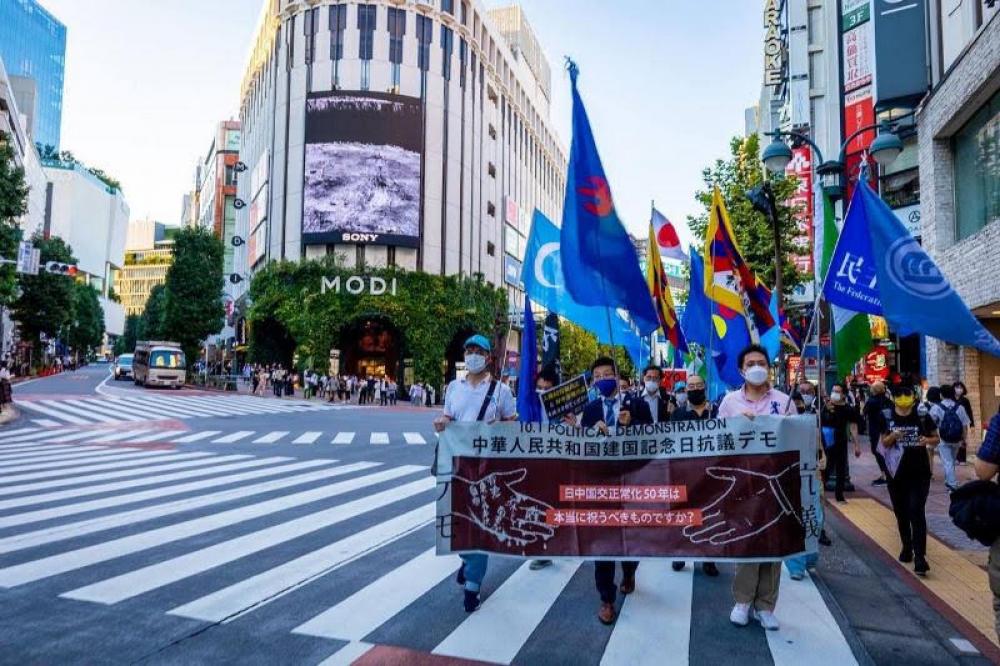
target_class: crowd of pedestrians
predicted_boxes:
[241,363,445,407]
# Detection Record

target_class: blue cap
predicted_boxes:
[674,381,687,390]
[464,334,492,352]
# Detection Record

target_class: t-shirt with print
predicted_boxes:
[880,409,937,481]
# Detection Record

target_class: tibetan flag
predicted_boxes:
[703,188,775,337]
[646,219,687,366]
[652,208,688,262]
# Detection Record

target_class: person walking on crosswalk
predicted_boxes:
[719,344,795,632]
[433,334,517,613]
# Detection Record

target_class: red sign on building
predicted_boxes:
[784,146,814,275]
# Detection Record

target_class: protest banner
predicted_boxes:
[435,415,819,562]
[539,374,590,421]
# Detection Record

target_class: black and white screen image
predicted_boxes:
[303,92,423,247]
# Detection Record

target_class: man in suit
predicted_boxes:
[638,364,674,425]
[580,356,653,625]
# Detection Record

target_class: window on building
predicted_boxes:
[461,1,469,26]
[488,162,496,178]
[442,0,454,14]
[285,15,295,71]
[487,202,496,217]
[387,246,396,267]
[488,124,497,140]
[358,4,376,61]
[459,38,467,88]
[441,25,454,80]
[356,245,366,269]
[387,8,405,64]
[953,88,1000,241]
[304,7,319,64]
[486,241,495,256]
[224,165,235,187]
[361,61,371,90]
[329,4,347,61]
[416,15,433,72]
[880,168,920,209]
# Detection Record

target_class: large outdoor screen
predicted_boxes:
[303,91,423,247]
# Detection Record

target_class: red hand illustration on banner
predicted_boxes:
[453,469,556,547]
[682,463,801,546]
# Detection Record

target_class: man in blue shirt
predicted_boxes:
[975,407,1000,641]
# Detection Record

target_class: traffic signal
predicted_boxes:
[44,261,78,276]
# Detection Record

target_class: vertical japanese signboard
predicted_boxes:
[841,0,877,201]
[785,146,814,275]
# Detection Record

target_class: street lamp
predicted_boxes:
[761,137,793,174]
[868,131,904,167]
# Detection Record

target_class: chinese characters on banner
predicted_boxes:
[539,374,590,422]
[785,146,814,275]
[435,416,820,561]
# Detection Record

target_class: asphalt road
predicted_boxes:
[0,366,991,665]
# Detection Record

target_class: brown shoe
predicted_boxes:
[619,576,636,595]
[598,602,616,625]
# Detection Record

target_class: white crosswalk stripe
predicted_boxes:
[171,431,222,443]
[252,431,288,444]
[31,419,61,428]
[403,432,427,445]
[292,432,322,444]
[212,431,254,444]
[370,432,390,445]
[332,432,355,445]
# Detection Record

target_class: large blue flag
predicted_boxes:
[825,180,1000,357]
[559,62,659,336]
[522,210,646,368]
[516,295,542,422]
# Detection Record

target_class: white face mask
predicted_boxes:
[644,380,659,395]
[802,394,815,407]
[743,366,769,386]
[955,387,964,397]
[675,392,688,406]
[464,353,487,374]
[831,391,843,403]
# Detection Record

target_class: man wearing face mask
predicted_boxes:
[580,356,653,625]
[821,383,862,504]
[797,381,818,413]
[670,373,720,577]
[433,334,517,613]
[718,344,795,632]
[639,365,673,424]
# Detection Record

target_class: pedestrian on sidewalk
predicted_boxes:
[433,334,516,614]
[820,382,862,504]
[580,355,652,625]
[0,361,12,413]
[954,381,975,464]
[973,407,1000,641]
[864,382,894,486]
[721,344,795,632]
[670,372,720,578]
[936,384,970,491]
[921,386,943,479]
[877,384,939,576]
[388,380,397,405]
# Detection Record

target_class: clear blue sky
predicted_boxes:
[44,0,763,238]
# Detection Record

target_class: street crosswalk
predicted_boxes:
[0,426,433,447]
[13,393,339,427]
[0,438,861,665]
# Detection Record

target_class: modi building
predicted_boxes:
[233,0,566,383]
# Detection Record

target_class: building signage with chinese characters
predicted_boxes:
[785,146,814,274]
[763,0,784,88]
[842,20,873,92]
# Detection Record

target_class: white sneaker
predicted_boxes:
[730,602,751,626]
[753,609,780,631]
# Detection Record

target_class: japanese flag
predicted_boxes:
[652,208,688,262]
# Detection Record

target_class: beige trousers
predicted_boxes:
[732,562,782,612]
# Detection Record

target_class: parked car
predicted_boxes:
[113,354,134,380]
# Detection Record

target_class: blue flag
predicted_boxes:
[517,295,542,422]
[822,185,882,315]
[522,210,646,369]
[559,62,659,336]
[860,181,1000,357]
[760,288,781,363]
[681,251,744,397]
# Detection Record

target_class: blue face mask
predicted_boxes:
[595,378,618,398]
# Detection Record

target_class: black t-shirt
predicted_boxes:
[671,404,718,421]
[821,402,861,448]
[881,409,937,481]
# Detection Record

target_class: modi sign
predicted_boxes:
[435,416,819,562]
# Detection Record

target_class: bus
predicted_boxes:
[133,341,186,389]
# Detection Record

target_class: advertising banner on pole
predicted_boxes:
[434,416,820,561]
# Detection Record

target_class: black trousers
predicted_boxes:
[594,561,638,603]
[823,443,849,500]
[869,434,890,478]
[887,475,930,556]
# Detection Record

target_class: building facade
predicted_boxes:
[0,0,66,150]
[42,160,128,338]
[233,0,566,380]
[919,4,1000,428]
[118,244,174,317]
[197,121,241,275]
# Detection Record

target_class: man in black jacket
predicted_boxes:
[863,381,894,486]
[580,356,652,625]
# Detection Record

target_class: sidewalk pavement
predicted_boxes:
[829,440,997,657]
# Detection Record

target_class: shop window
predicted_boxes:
[954,88,1000,241]
[880,168,919,209]
[487,241,495,256]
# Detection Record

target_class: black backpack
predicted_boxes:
[949,480,1000,546]
[939,404,964,443]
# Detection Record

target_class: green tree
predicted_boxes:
[0,142,28,306]
[163,226,224,367]
[687,134,806,296]
[140,284,168,340]
[65,282,105,358]
[555,320,637,379]
[11,235,76,359]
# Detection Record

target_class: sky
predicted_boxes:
[45,0,764,240]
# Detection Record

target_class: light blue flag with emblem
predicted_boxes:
[522,210,646,368]
[825,180,1000,357]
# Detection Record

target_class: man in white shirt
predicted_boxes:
[433,334,516,613]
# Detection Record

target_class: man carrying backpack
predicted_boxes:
[937,384,970,492]
[973,408,1000,641]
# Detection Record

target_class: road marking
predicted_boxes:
[0,428,41,438]
[332,432,355,445]
[212,431,254,444]
[164,503,434,622]
[433,560,581,663]
[31,419,62,428]
[63,399,146,422]
[41,430,109,444]
[171,431,221,443]
[37,399,120,423]
[403,432,427,445]
[116,430,187,444]
[601,563,693,666]
[16,401,90,425]
[316,642,374,666]
[0,449,163,474]
[370,432,389,445]
[0,445,104,463]
[0,464,419,585]
[0,452,173,485]
[83,429,159,443]
[252,431,288,444]
[950,638,980,654]
[292,432,322,444]
[294,547,460,640]
[74,481,434,606]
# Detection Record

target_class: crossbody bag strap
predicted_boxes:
[476,380,498,422]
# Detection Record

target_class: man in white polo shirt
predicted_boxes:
[433,333,517,613]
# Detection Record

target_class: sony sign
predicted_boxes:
[763,0,784,88]
[321,275,399,296]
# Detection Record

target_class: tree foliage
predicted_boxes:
[36,144,122,192]
[162,226,224,366]
[0,142,28,306]
[248,259,507,386]
[543,319,637,380]
[11,235,76,355]
[140,284,167,341]
[687,134,807,295]
[65,282,105,357]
